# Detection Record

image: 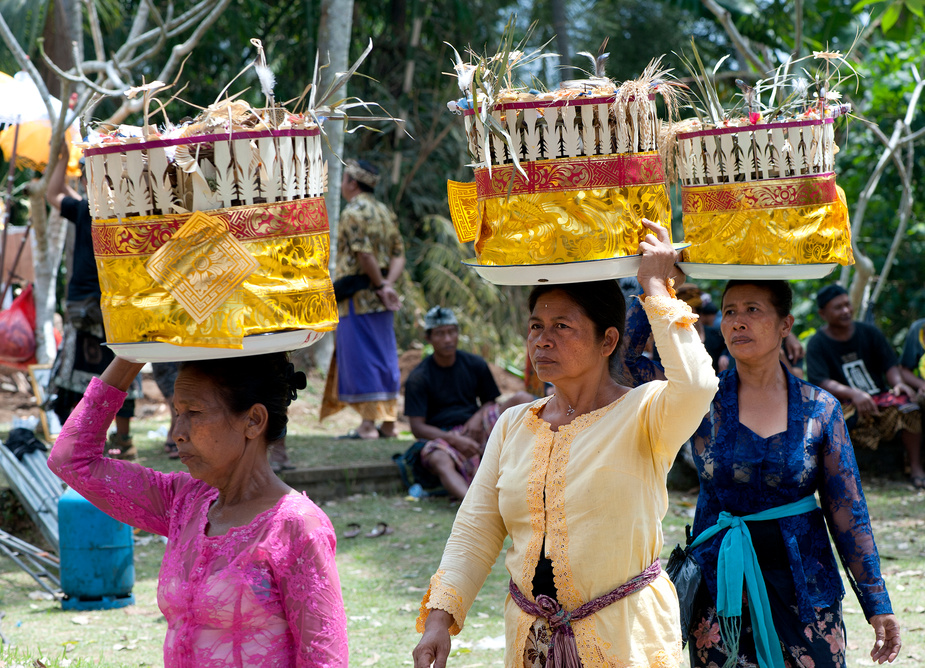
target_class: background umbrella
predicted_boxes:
[0,72,82,177]
[0,71,79,307]
[0,122,81,177]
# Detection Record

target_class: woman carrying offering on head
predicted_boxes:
[412,220,719,668]
[686,280,901,667]
[48,353,348,667]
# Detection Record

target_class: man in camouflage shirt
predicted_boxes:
[321,159,405,439]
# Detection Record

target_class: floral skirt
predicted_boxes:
[523,618,554,668]
[688,567,846,668]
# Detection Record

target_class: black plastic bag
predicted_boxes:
[3,427,48,460]
[665,524,703,646]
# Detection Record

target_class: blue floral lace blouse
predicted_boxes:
[690,368,893,623]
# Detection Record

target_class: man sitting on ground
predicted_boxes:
[404,306,532,500]
[806,284,923,487]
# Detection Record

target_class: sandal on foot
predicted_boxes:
[365,522,394,538]
[337,429,377,440]
[107,434,137,460]
[911,475,925,490]
[343,523,362,539]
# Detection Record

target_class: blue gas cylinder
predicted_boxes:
[58,487,135,610]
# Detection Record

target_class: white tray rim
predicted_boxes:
[463,243,691,286]
[677,262,838,280]
[105,329,327,363]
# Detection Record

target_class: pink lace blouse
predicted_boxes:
[48,377,348,667]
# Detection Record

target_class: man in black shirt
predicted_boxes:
[899,318,925,386]
[404,306,532,499]
[46,151,141,458]
[806,284,923,486]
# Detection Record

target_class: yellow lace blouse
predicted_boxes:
[416,296,719,668]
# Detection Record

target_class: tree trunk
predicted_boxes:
[23,0,82,363]
[40,0,83,97]
[26,183,67,364]
[550,0,571,74]
[314,0,354,374]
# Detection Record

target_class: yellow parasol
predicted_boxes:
[0,71,82,177]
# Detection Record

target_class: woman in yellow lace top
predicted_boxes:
[412,221,719,668]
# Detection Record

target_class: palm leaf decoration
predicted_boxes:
[447,16,556,178]
[674,39,859,129]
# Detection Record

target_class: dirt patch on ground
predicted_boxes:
[0,352,526,436]
[0,365,168,435]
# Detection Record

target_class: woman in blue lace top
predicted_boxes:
[686,280,900,668]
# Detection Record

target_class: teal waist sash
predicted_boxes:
[690,494,819,668]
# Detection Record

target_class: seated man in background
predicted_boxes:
[404,306,532,500]
[806,284,923,487]
[899,317,925,387]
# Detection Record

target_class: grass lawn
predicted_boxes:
[2,481,923,667]
[2,387,924,666]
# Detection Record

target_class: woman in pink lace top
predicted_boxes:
[49,353,348,667]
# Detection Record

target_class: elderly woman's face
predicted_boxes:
[527,290,617,384]
[721,284,792,364]
[171,368,250,486]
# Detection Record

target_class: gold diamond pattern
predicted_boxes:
[447,180,480,243]
[145,211,260,324]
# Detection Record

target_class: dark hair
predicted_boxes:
[179,352,307,442]
[815,283,848,311]
[528,280,627,371]
[722,280,793,318]
[356,159,378,193]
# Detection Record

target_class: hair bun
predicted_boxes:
[283,363,307,405]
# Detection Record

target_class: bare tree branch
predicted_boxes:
[868,129,915,309]
[37,38,124,96]
[116,0,214,65]
[113,0,155,63]
[866,67,925,309]
[699,0,768,72]
[123,8,213,71]
[838,117,904,287]
[154,0,232,90]
[902,124,925,144]
[120,0,171,70]
[105,61,128,91]
[1,0,232,360]
[83,0,106,62]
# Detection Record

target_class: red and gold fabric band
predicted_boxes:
[681,173,854,266]
[447,153,672,266]
[92,197,338,348]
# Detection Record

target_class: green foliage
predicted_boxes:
[395,214,529,363]
[6,0,924,365]
[854,0,925,38]
[0,643,105,667]
[0,0,49,73]
[542,0,732,81]
[834,34,925,334]
[343,0,529,363]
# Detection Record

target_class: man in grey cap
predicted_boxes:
[403,306,532,499]
[806,284,923,487]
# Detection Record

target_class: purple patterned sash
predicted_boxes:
[509,560,661,668]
